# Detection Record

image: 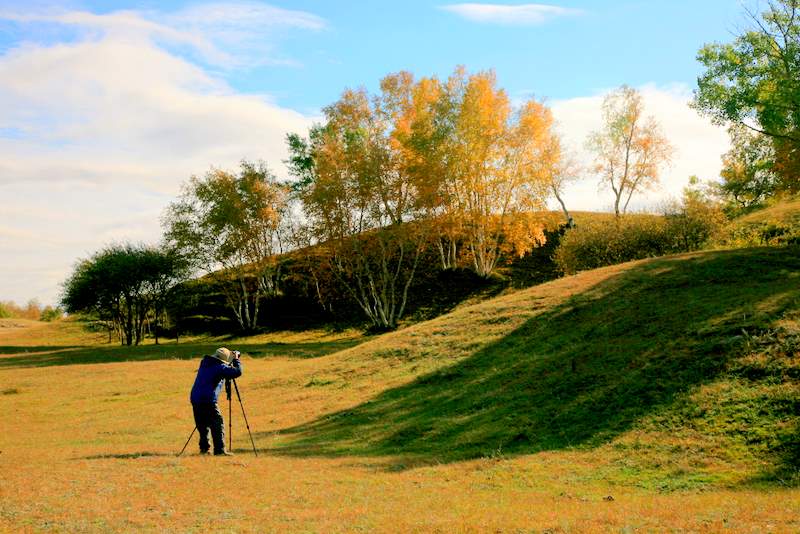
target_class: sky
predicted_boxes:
[0,0,747,306]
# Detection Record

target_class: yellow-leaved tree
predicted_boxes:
[288,81,429,330]
[385,67,563,276]
[287,67,565,326]
[163,161,289,332]
[445,69,559,277]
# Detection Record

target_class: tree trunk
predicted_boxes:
[552,185,574,228]
[125,300,133,346]
[153,304,160,345]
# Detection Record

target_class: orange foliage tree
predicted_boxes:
[288,83,429,330]
[436,69,558,277]
[587,86,674,217]
[386,67,561,276]
[288,67,564,325]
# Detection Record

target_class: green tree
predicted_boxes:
[61,244,185,345]
[694,0,800,189]
[163,160,290,332]
[719,125,779,212]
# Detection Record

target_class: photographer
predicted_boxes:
[189,347,242,456]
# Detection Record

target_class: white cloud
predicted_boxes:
[0,6,319,306]
[440,3,584,25]
[549,84,730,213]
[0,2,326,69]
[166,2,327,68]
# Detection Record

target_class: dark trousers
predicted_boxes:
[192,402,225,454]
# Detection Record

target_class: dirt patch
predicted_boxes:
[0,320,31,329]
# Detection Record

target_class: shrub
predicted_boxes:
[0,300,42,320]
[554,204,726,275]
[716,218,800,248]
[40,306,64,322]
[554,215,667,274]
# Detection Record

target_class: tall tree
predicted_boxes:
[414,68,560,276]
[587,85,674,217]
[694,0,800,189]
[461,88,556,276]
[288,82,428,330]
[163,161,289,332]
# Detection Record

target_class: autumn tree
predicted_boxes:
[383,68,560,276]
[445,70,558,277]
[587,86,674,217]
[163,161,289,332]
[287,80,428,330]
[387,72,461,270]
[694,0,799,189]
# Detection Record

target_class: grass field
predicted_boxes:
[1,248,799,532]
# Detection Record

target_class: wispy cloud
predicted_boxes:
[440,3,583,25]
[166,2,327,68]
[0,2,327,69]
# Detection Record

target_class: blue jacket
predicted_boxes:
[190,355,243,404]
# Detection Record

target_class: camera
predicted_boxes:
[232,350,241,359]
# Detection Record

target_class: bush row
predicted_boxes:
[554,208,725,274]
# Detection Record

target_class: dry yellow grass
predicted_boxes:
[2,252,800,532]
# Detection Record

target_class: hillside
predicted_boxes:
[268,246,800,488]
[718,197,800,247]
[2,246,799,531]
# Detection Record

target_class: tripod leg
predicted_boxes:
[177,427,197,457]
[232,379,258,457]
[225,379,232,452]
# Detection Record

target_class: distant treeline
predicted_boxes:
[0,300,63,322]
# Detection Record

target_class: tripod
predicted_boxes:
[177,378,258,457]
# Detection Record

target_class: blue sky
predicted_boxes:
[0,1,743,305]
[1,1,743,111]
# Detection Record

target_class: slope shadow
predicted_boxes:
[270,248,800,477]
[0,338,366,369]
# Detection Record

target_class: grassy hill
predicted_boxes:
[1,246,799,531]
[717,197,800,247]
[270,246,800,488]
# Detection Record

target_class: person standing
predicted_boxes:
[189,347,242,455]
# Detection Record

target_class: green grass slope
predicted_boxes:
[719,197,800,247]
[272,247,800,488]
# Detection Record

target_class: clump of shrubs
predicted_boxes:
[716,219,800,248]
[554,198,726,274]
[40,306,64,322]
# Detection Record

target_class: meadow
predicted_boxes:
[1,247,799,532]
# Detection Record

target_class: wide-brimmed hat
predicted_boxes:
[212,347,233,363]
